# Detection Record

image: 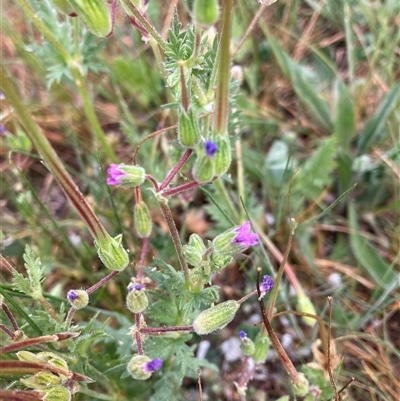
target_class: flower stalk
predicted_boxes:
[0,66,129,270]
[214,0,233,135]
[157,201,190,283]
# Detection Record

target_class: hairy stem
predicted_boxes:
[157,201,190,282]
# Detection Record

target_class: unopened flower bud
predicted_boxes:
[69,0,111,37]
[239,331,255,356]
[212,135,231,176]
[183,245,203,266]
[178,108,201,148]
[291,372,310,397]
[193,0,220,27]
[193,154,215,183]
[253,332,270,364]
[43,386,72,401]
[188,233,206,254]
[193,300,240,335]
[50,0,75,15]
[67,289,89,310]
[107,164,145,188]
[208,252,233,272]
[126,283,148,313]
[275,397,290,401]
[134,202,152,238]
[127,355,162,380]
[297,294,316,326]
[212,221,258,257]
[95,234,129,271]
[259,275,274,300]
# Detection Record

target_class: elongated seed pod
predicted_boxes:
[193,300,239,335]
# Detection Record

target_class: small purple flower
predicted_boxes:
[68,290,78,301]
[232,221,258,247]
[259,275,274,300]
[107,164,125,185]
[0,91,4,100]
[239,330,247,339]
[212,221,259,256]
[143,358,162,373]
[0,125,7,136]
[135,284,143,291]
[205,140,218,157]
[106,163,145,187]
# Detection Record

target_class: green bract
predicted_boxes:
[95,234,130,271]
[69,0,111,37]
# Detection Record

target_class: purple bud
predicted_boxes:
[143,358,162,373]
[205,140,218,157]
[135,284,143,291]
[68,291,78,301]
[239,330,247,339]
[260,275,274,293]
[259,275,274,300]
[0,125,7,136]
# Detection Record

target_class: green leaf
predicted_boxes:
[348,202,396,287]
[267,37,333,133]
[12,245,44,299]
[292,137,337,200]
[333,78,355,149]
[357,83,400,155]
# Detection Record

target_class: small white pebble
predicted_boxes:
[220,337,241,362]
[328,273,341,287]
[281,333,293,348]
[196,340,210,359]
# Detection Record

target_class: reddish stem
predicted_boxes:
[1,303,19,331]
[135,313,144,355]
[160,149,193,190]
[86,270,120,295]
[162,180,201,197]
[0,324,15,339]
[137,237,149,282]
[142,325,194,333]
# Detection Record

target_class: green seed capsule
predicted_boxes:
[126,285,148,314]
[134,202,152,238]
[193,0,220,27]
[253,333,270,364]
[127,355,152,380]
[193,300,240,335]
[67,289,89,310]
[178,108,201,148]
[69,0,111,37]
[212,135,231,176]
[240,337,255,357]
[193,154,215,183]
